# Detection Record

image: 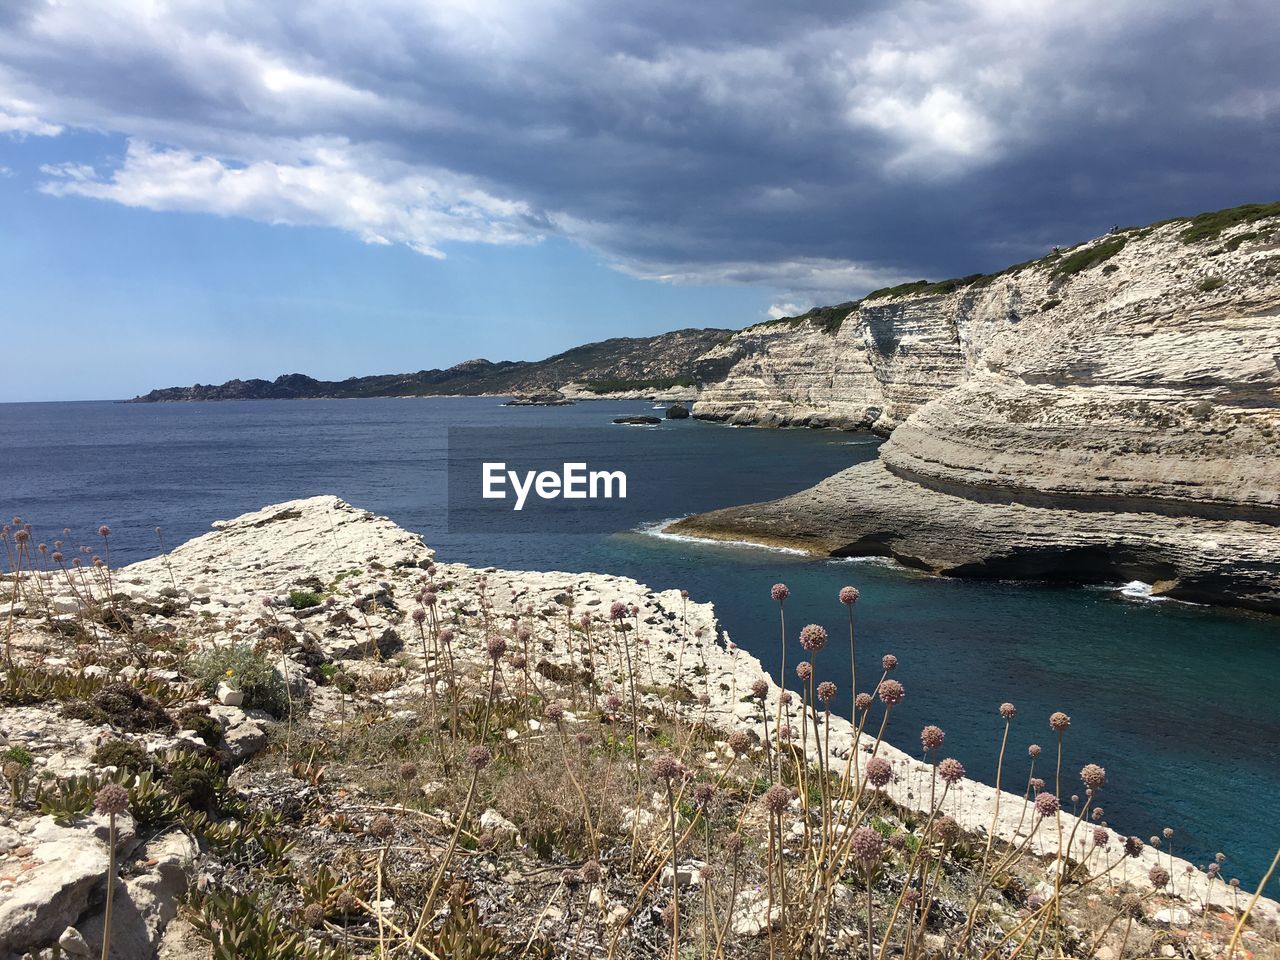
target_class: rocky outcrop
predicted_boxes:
[679,204,1280,609]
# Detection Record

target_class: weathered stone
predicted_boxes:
[78,829,198,960]
[687,216,1280,611]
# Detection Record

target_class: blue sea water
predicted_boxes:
[2,397,1278,886]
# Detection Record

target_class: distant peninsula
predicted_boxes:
[128,327,733,402]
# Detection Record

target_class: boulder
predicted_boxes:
[613,415,661,425]
[78,829,199,959]
[665,403,690,420]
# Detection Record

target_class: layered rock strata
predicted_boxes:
[681,210,1280,609]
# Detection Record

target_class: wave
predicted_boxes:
[636,518,811,555]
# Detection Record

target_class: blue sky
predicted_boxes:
[1,0,1277,401]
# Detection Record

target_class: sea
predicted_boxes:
[2,396,1277,886]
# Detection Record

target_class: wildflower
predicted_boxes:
[398,762,418,782]
[1162,827,1174,840]
[1124,836,1143,858]
[902,889,921,909]
[1028,744,1041,758]
[1208,863,1221,878]
[609,601,626,621]
[544,702,565,724]
[728,730,752,755]
[1092,808,1104,821]
[651,754,684,782]
[511,652,527,670]
[486,635,507,660]
[725,833,745,855]
[771,583,790,603]
[581,860,602,884]
[798,624,828,652]
[762,784,791,815]
[938,757,965,785]
[51,551,63,563]
[605,694,622,713]
[411,608,427,624]
[1029,777,1045,792]
[562,868,581,889]
[866,757,893,788]
[467,745,492,770]
[935,816,960,845]
[839,586,860,606]
[779,692,792,706]
[439,628,455,643]
[921,725,945,752]
[1049,711,1070,732]
[693,783,715,808]
[855,693,872,712]
[1149,865,1170,888]
[1093,827,1109,847]
[881,654,897,672]
[751,678,769,700]
[98,525,111,538]
[1034,792,1060,818]
[93,783,129,816]
[850,826,884,865]
[888,833,906,851]
[817,681,837,703]
[575,732,591,748]
[369,815,395,839]
[1080,764,1106,790]
[698,864,717,883]
[877,679,904,706]
[1121,892,1142,916]
[795,661,812,682]
[679,589,689,599]
[1000,702,1016,719]
[224,669,235,678]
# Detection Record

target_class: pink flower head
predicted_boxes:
[798,624,827,653]
[795,661,812,682]
[920,725,945,752]
[1034,792,1060,818]
[865,756,892,788]
[817,681,837,703]
[881,654,898,672]
[850,826,884,865]
[839,586,860,606]
[877,679,904,706]
[938,757,965,785]
[770,583,790,603]
[1000,702,1016,720]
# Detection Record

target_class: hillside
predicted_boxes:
[128,327,731,402]
[675,201,1280,611]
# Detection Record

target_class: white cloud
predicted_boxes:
[0,0,1275,304]
[39,140,546,257]
[767,301,806,319]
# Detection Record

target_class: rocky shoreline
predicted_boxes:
[681,208,1280,613]
[2,496,1274,958]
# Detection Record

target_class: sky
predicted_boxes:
[1,1,1277,401]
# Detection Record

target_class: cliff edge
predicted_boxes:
[677,203,1280,611]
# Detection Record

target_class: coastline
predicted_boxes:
[106,497,1280,921]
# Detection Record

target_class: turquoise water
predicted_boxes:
[2,397,1277,886]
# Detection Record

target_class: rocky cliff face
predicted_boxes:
[678,203,1280,610]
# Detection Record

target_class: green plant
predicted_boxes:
[1178,201,1280,244]
[287,590,324,610]
[92,739,153,773]
[1199,275,1226,292]
[190,890,343,960]
[188,643,289,716]
[1052,236,1126,276]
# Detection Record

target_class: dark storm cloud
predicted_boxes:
[2,0,1277,303]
